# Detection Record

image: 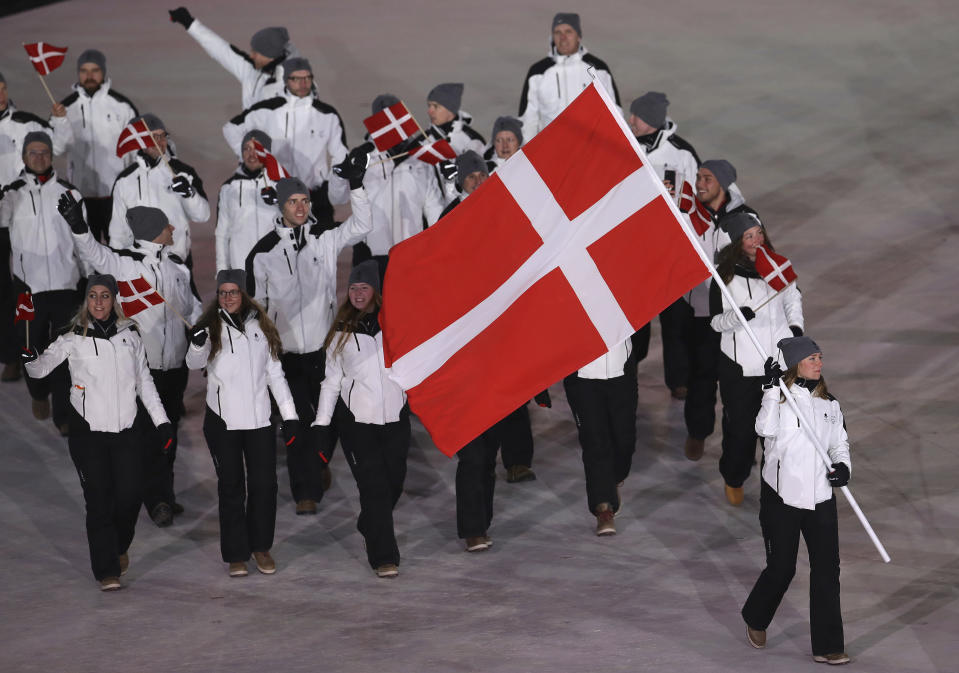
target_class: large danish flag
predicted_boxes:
[363,102,421,152]
[118,276,165,317]
[381,82,712,454]
[116,119,156,159]
[252,139,290,181]
[23,43,68,76]
[754,245,797,292]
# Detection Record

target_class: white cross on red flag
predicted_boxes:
[380,82,711,455]
[363,102,420,152]
[14,292,35,323]
[251,139,290,181]
[408,138,456,166]
[754,245,797,292]
[118,276,165,316]
[23,43,68,76]
[116,119,155,159]
[678,181,714,236]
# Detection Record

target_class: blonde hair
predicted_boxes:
[71,292,130,337]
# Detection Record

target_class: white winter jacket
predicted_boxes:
[215,166,278,272]
[185,19,290,109]
[0,170,83,292]
[59,80,138,196]
[362,152,445,255]
[756,382,851,510]
[223,90,349,205]
[109,153,210,261]
[185,310,297,430]
[314,314,406,426]
[72,233,202,370]
[518,45,620,138]
[577,339,633,380]
[0,104,72,188]
[710,265,804,377]
[25,321,169,432]
[246,187,372,354]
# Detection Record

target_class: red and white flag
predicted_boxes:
[678,181,714,236]
[23,42,68,76]
[381,82,711,455]
[252,139,290,181]
[408,138,456,166]
[118,276,165,316]
[363,102,420,152]
[116,119,155,159]
[14,293,35,323]
[754,245,797,292]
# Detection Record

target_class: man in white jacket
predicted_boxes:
[244,152,371,514]
[0,132,84,431]
[169,7,295,109]
[517,13,621,138]
[58,50,139,243]
[61,196,202,528]
[223,58,349,228]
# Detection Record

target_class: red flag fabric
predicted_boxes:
[252,139,290,181]
[23,42,68,76]
[116,119,155,158]
[363,102,420,152]
[754,245,797,292]
[408,138,456,166]
[381,82,711,455]
[678,181,713,236]
[118,276,164,316]
[14,293,35,323]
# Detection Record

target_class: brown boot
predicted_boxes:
[746,625,766,649]
[506,465,536,483]
[295,499,317,515]
[595,503,616,536]
[32,398,50,420]
[725,484,744,506]
[119,553,129,576]
[253,551,276,574]
[684,436,705,461]
[1,362,20,382]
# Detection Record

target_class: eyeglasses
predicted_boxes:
[217,289,241,298]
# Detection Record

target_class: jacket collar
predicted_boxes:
[133,239,165,259]
[73,78,113,100]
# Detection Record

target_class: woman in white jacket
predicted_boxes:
[312,261,409,579]
[741,337,850,666]
[186,269,298,578]
[709,212,803,505]
[22,274,171,592]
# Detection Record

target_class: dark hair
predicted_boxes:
[716,224,775,285]
[194,290,282,361]
[322,290,383,356]
[781,365,830,400]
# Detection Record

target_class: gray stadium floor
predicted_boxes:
[1,1,957,671]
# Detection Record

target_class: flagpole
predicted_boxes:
[34,72,57,107]
[752,280,796,313]
[369,151,410,168]
[25,321,30,351]
[594,81,892,564]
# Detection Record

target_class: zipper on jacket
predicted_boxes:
[217,385,222,416]
[137,175,142,200]
[29,192,37,215]
[283,248,294,275]
[81,105,86,128]
[555,72,561,98]
[347,380,355,408]
[81,389,86,418]
[776,460,780,491]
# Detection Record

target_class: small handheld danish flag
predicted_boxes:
[118,276,165,316]
[408,138,456,166]
[754,245,798,292]
[14,293,35,323]
[363,102,421,152]
[23,43,68,76]
[251,139,290,181]
[116,119,156,159]
[678,182,714,236]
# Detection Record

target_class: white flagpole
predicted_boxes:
[590,79,891,564]
[752,280,796,313]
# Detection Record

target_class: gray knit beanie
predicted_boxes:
[22,131,53,157]
[282,57,312,76]
[348,260,381,294]
[719,212,761,241]
[492,116,523,146]
[216,269,247,290]
[700,159,737,191]
[133,113,166,132]
[85,273,118,297]
[275,177,309,209]
[552,13,582,36]
[127,206,169,242]
[778,336,822,369]
[250,27,290,60]
[372,93,401,115]
[242,129,271,152]
[77,49,106,74]
[427,83,463,115]
[629,92,669,129]
[455,150,488,190]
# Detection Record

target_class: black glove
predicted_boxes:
[171,174,195,198]
[282,419,301,448]
[534,390,552,408]
[763,357,783,389]
[57,192,88,234]
[20,347,39,365]
[790,325,804,337]
[333,145,370,189]
[311,424,332,463]
[157,422,175,454]
[260,186,278,206]
[189,326,207,347]
[168,7,194,28]
[439,159,457,182]
[827,462,850,487]
[739,306,755,321]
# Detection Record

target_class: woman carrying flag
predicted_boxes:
[709,212,803,505]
